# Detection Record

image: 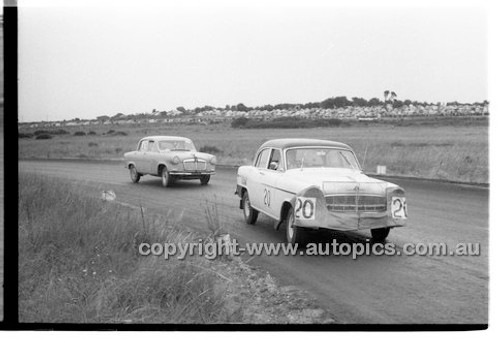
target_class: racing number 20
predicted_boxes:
[295,197,316,220]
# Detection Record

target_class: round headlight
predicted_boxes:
[172,156,181,165]
[210,156,217,165]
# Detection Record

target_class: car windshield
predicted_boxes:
[158,139,196,152]
[286,147,360,170]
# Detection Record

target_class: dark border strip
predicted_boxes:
[3,5,19,327]
[1,322,490,331]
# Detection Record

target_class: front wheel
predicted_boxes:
[161,167,174,187]
[200,175,211,185]
[284,207,305,246]
[371,227,391,242]
[242,191,259,224]
[129,165,141,183]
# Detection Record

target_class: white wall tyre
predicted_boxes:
[161,167,174,187]
[284,207,304,246]
[129,165,140,183]
[243,191,259,224]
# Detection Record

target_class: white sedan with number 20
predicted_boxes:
[235,139,407,244]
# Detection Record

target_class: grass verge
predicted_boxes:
[18,173,335,324]
[18,173,236,323]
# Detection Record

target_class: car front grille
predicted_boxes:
[325,195,387,212]
[183,159,207,171]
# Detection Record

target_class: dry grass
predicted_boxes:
[18,120,488,183]
[18,173,241,323]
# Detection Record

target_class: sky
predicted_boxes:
[18,3,488,122]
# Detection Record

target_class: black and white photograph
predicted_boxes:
[1,0,497,332]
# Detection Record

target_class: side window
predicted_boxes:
[147,140,156,152]
[255,148,271,169]
[139,140,148,151]
[268,149,282,170]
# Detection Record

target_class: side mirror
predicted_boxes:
[269,161,279,170]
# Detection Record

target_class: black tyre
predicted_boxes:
[242,191,259,224]
[284,206,305,246]
[161,167,174,187]
[200,175,211,185]
[371,227,391,241]
[129,165,141,183]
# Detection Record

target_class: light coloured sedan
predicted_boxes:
[236,138,407,243]
[124,136,216,187]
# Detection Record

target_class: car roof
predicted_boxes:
[140,136,193,141]
[258,138,352,150]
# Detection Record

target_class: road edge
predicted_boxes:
[19,157,489,189]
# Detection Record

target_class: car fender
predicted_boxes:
[125,160,136,169]
[286,185,327,229]
[156,160,171,175]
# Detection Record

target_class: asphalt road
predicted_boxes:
[19,160,489,324]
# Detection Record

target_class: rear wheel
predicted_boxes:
[242,191,259,224]
[371,227,391,241]
[129,165,140,183]
[161,167,174,187]
[200,175,211,185]
[284,207,305,246]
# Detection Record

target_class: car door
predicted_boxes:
[259,148,283,219]
[145,140,159,174]
[246,148,271,212]
[135,139,149,173]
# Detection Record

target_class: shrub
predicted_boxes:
[104,130,128,136]
[88,131,97,135]
[19,132,33,139]
[35,134,52,140]
[88,142,99,147]
[74,131,86,136]
[199,145,222,155]
[34,129,69,136]
[111,131,128,136]
[230,117,250,128]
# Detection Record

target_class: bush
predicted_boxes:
[199,145,222,155]
[110,131,128,136]
[88,131,97,135]
[34,129,69,136]
[74,131,86,136]
[230,117,250,128]
[35,134,52,140]
[88,142,99,147]
[19,132,33,139]
[104,130,128,136]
